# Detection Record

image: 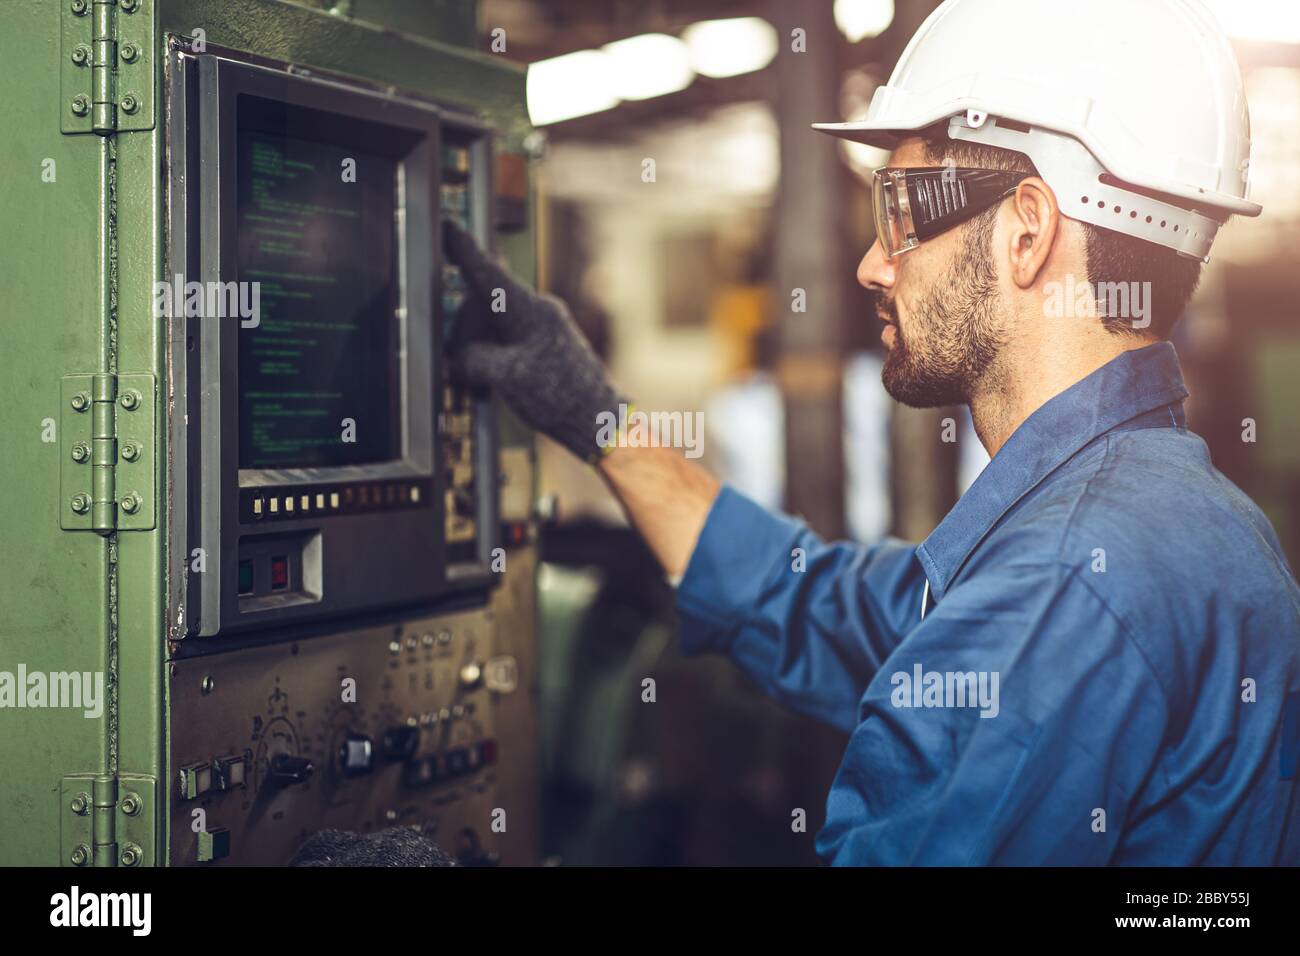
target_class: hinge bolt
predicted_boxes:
[70,494,91,515]
[121,442,140,462]
[70,792,90,815]
[120,844,142,867]
[120,792,142,816]
[121,0,139,12]
[70,391,90,412]
[70,844,90,866]
[120,493,142,515]
[71,44,91,66]
[120,94,140,115]
[71,442,91,463]
[70,95,90,117]
[70,0,88,15]
[119,390,141,411]
[120,43,139,63]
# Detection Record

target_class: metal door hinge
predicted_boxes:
[61,774,157,867]
[61,373,156,532]
[61,0,155,135]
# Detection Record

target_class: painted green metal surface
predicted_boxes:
[2,0,531,865]
[281,0,479,49]
[0,0,117,865]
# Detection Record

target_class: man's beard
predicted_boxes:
[879,218,1007,408]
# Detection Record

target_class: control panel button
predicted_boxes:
[382,726,420,761]
[212,753,248,791]
[265,753,313,788]
[458,661,483,690]
[402,756,440,788]
[484,655,518,693]
[270,555,289,591]
[237,560,254,596]
[338,734,375,777]
[178,762,212,800]
[196,826,231,863]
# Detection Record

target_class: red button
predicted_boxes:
[270,555,289,590]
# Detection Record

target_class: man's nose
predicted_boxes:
[857,238,895,292]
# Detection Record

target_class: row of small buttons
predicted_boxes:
[178,752,249,800]
[389,630,454,654]
[252,484,424,518]
[402,739,497,788]
[243,479,434,523]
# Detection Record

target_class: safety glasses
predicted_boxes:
[871,166,1031,258]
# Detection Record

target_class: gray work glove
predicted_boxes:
[289,826,457,867]
[442,220,625,462]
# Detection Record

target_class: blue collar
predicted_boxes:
[915,342,1189,602]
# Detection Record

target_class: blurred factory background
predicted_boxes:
[477,0,1300,865]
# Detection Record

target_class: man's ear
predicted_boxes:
[1006,177,1059,290]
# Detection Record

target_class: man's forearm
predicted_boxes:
[597,444,720,579]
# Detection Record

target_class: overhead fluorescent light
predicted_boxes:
[602,33,694,101]
[527,50,620,126]
[681,17,778,79]
[834,0,895,43]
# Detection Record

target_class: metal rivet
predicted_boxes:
[120,844,142,867]
[120,793,141,816]
[120,43,138,63]
[70,844,90,866]
[70,494,91,515]
[70,392,90,411]
[70,0,88,15]
[119,390,140,410]
[71,442,90,463]
[120,493,142,514]
[121,442,140,462]
[121,0,138,12]
[71,44,91,66]
[70,792,90,815]
[120,94,140,115]
[70,95,90,116]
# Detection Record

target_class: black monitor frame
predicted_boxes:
[165,46,499,642]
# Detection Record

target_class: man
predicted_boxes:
[444,0,1300,864]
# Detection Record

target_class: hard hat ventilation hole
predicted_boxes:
[1173,224,1179,232]
[1113,205,1122,213]
[1146,216,1153,223]
[1081,195,1089,204]
[1097,200,1105,208]
[1130,211,1138,218]
[1160,220,1167,228]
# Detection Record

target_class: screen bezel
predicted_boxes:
[180,51,501,639]
[210,68,439,488]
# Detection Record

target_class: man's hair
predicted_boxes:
[923,138,1202,339]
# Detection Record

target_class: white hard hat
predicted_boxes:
[814,0,1261,261]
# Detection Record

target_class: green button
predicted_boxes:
[197,827,231,863]
[238,559,254,595]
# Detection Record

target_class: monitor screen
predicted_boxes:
[236,127,402,470]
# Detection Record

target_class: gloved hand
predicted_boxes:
[289,826,457,867]
[442,220,626,462]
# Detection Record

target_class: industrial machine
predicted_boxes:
[0,0,539,866]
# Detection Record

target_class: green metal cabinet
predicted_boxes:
[0,0,537,867]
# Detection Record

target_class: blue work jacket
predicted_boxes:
[677,343,1300,864]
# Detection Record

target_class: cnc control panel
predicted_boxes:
[170,607,516,865]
